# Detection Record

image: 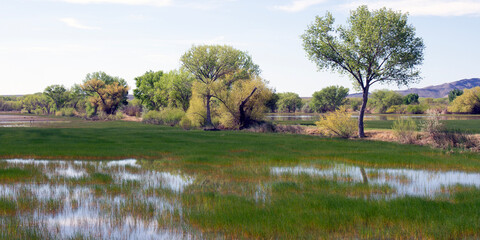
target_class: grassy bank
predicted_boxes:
[1,119,480,238]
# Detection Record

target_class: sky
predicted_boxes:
[1,0,479,96]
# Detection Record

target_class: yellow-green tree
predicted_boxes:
[215,77,272,129]
[81,78,129,115]
[448,87,480,113]
[181,45,260,129]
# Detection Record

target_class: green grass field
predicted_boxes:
[1,119,480,239]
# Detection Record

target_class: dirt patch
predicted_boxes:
[121,115,142,122]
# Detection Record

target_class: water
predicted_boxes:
[271,164,480,198]
[0,159,197,239]
[266,113,480,122]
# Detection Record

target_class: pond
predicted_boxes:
[266,113,480,122]
[271,163,480,198]
[2,159,480,238]
[0,115,65,127]
[0,159,198,239]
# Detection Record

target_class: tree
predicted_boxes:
[215,77,272,129]
[302,5,424,137]
[22,94,54,114]
[448,87,480,113]
[164,70,194,111]
[277,92,303,113]
[369,89,403,113]
[265,92,279,113]
[44,85,69,110]
[310,85,349,113]
[133,70,167,111]
[181,45,260,129]
[81,72,129,115]
[403,93,419,105]
[448,89,463,102]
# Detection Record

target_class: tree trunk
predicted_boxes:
[238,87,257,129]
[204,94,215,130]
[358,88,369,138]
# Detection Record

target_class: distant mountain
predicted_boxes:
[348,78,480,98]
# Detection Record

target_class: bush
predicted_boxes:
[143,108,185,126]
[123,104,142,117]
[406,104,427,114]
[386,105,406,114]
[55,108,75,117]
[392,118,417,143]
[315,106,357,138]
[421,109,477,149]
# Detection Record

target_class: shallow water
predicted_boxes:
[0,159,197,239]
[266,114,480,122]
[271,164,480,198]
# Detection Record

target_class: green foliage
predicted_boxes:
[386,105,406,114]
[448,87,480,113]
[403,93,419,105]
[216,77,272,129]
[81,72,129,115]
[369,90,403,113]
[346,97,362,111]
[277,92,303,113]
[449,89,464,102]
[133,70,166,111]
[302,5,424,137]
[44,85,69,110]
[392,118,417,143]
[165,70,194,111]
[0,97,23,111]
[143,108,186,126]
[315,106,357,138]
[265,92,279,113]
[21,94,54,114]
[181,45,260,128]
[406,104,427,114]
[310,86,349,113]
[55,107,75,117]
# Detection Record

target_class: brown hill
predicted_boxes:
[348,78,480,98]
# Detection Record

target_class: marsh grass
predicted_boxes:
[1,120,480,238]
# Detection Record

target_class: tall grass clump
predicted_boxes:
[315,106,357,138]
[422,109,477,149]
[143,108,185,126]
[392,118,417,143]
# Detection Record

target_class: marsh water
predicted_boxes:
[2,159,480,238]
[0,159,197,239]
[266,113,480,122]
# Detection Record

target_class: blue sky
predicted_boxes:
[1,0,479,96]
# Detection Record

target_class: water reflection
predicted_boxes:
[266,114,480,122]
[0,159,197,239]
[271,164,480,198]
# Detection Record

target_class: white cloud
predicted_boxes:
[343,0,480,17]
[274,0,327,12]
[60,0,172,7]
[60,18,100,30]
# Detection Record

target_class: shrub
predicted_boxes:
[421,109,444,135]
[421,109,477,149]
[143,108,185,126]
[123,104,142,117]
[406,104,427,114]
[315,106,357,138]
[392,118,417,143]
[161,108,185,126]
[179,116,193,130]
[386,105,406,114]
[55,108,75,117]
